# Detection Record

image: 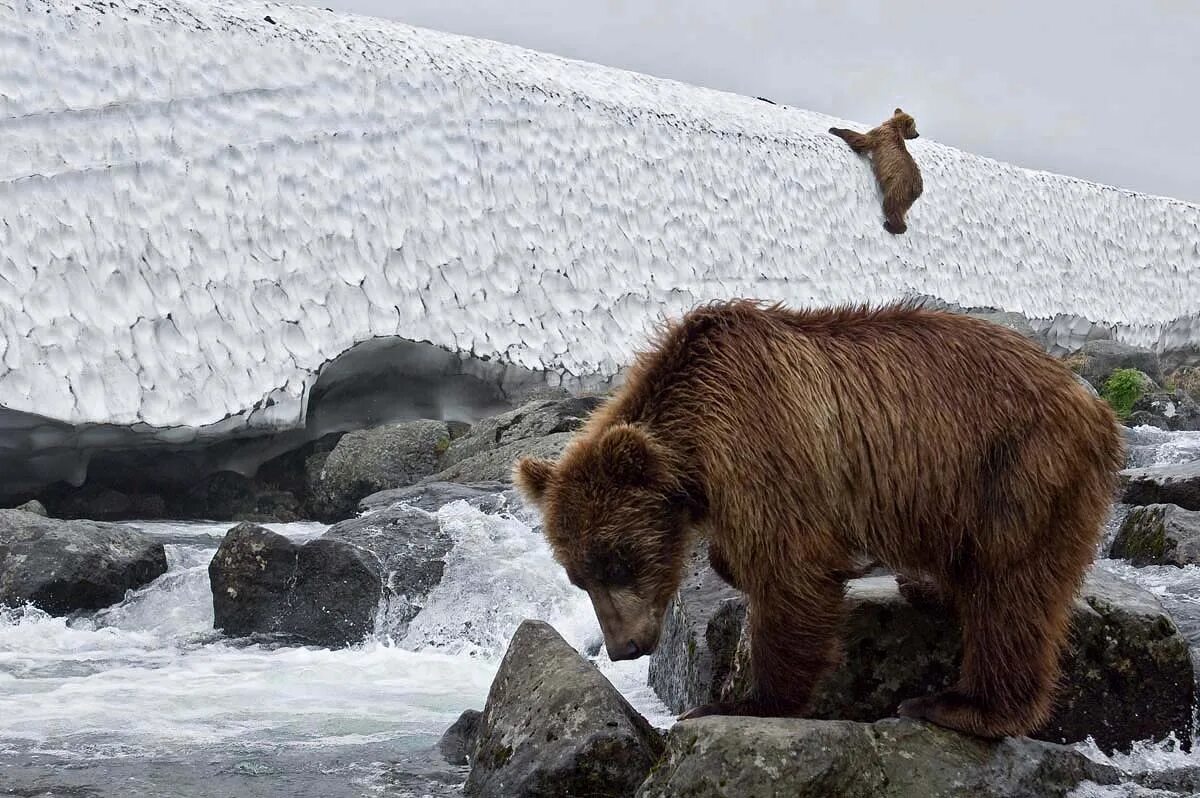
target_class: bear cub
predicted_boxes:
[830,108,924,234]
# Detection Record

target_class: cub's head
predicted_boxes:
[514,423,696,661]
[891,108,919,139]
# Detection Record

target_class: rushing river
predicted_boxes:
[1,427,1197,796]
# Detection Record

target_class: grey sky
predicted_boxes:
[294,0,1199,204]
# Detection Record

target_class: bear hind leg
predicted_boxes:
[898,557,1079,738]
[882,196,910,235]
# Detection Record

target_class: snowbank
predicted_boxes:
[1,0,1198,431]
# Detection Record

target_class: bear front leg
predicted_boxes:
[707,542,740,589]
[681,571,846,719]
[828,127,871,154]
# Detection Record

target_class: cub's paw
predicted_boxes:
[883,219,908,235]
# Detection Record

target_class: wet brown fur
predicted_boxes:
[830,109,924,234]
[515,299,1124,739]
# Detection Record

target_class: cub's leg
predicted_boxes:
[882,194,910,235]
[707,541,740,589]
[681,568,846,719]
[828,127,871,155]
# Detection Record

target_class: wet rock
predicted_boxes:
[637,716,1131,798]
[324,504,452,637]
[1129,391,1200,432]
[465,620,663,797]
[1066,340,1163,389]
[1122,462,1200,511]
[310,420,451,521]
[439,709,483,766]
[208,522,380,646]
[210,504,453,646]
[652,565,1193,752]
[1111,504,1200,566]
[358,481,512,515]
[0,509,167,614]
[178,470,258,520]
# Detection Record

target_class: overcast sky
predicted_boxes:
[294,0,1199,204]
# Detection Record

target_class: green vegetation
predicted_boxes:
[1101,368,1147,419]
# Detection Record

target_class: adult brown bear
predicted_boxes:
[514,299,1123,739]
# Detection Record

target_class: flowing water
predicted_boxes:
[1,427,1198,796]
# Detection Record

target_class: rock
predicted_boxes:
[652,564,1193,752]
[0,509,168,614]
[254,431,344,513]
[1122,462,1200,511]
[1074,373,1100,398]
[324,504,452,638]
[440,397,604,469]
[13,499,47,516]
[465,620,663,797]
[1129,391,1200,432]
[637,716,1132,798]
[358,481,513,515]
[1111,504,1200,566]
[647,544,745,713]
[310,420,451,521]
[1166,366,1200,403]
[1066,340,1163,388]
[208,522,381,646]
[178,470,257,520]
[439,709,483,766]
[423,433,576,485]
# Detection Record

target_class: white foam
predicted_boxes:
[0,0,1197,432]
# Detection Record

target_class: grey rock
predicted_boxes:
[325,504,453,638]
[1122,462,1200,511]
[209,503,455,647]
[637,716,1127,798]
[1066,340,1163,388]
[423,433,575,485]
[0,509,167,614]
[358,481,512,514]
[13,499,47,516]
[1111,504,1200,566]
[653,564,1193,752]
[310,420,451,521]
[439,709,482,766]
[440,397,604,469]
[1129,391,1200,432]
[465,620,663,797]
[208,522,381,646]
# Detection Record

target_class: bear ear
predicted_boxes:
[514,457,555,504]
[596,423,666,487]
[894,107,904,115]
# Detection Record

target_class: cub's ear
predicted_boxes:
[514,457,555,504]
[596,423,666,487]
[894,107,904,115]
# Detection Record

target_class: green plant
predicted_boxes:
[1101,368,1146,419]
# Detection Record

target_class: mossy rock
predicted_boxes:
[1111,504,1200,566]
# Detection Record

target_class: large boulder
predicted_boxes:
[637,717,1158,798]
[1122,462,1200,511]
[439,708,483,766]
[310,420,451,521]
[465,620,664,798]
[0,509,167,614]
[651,558,1193,752]
[424,397,604,485]
[208,504,453,646]
[1111,504,1200,566]
[208,522,381,646]
[1066,340,1163,389]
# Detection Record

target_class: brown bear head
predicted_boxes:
[891,108,919,139]
[514,423,695,661]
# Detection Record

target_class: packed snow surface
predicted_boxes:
[1,0,1198,430]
